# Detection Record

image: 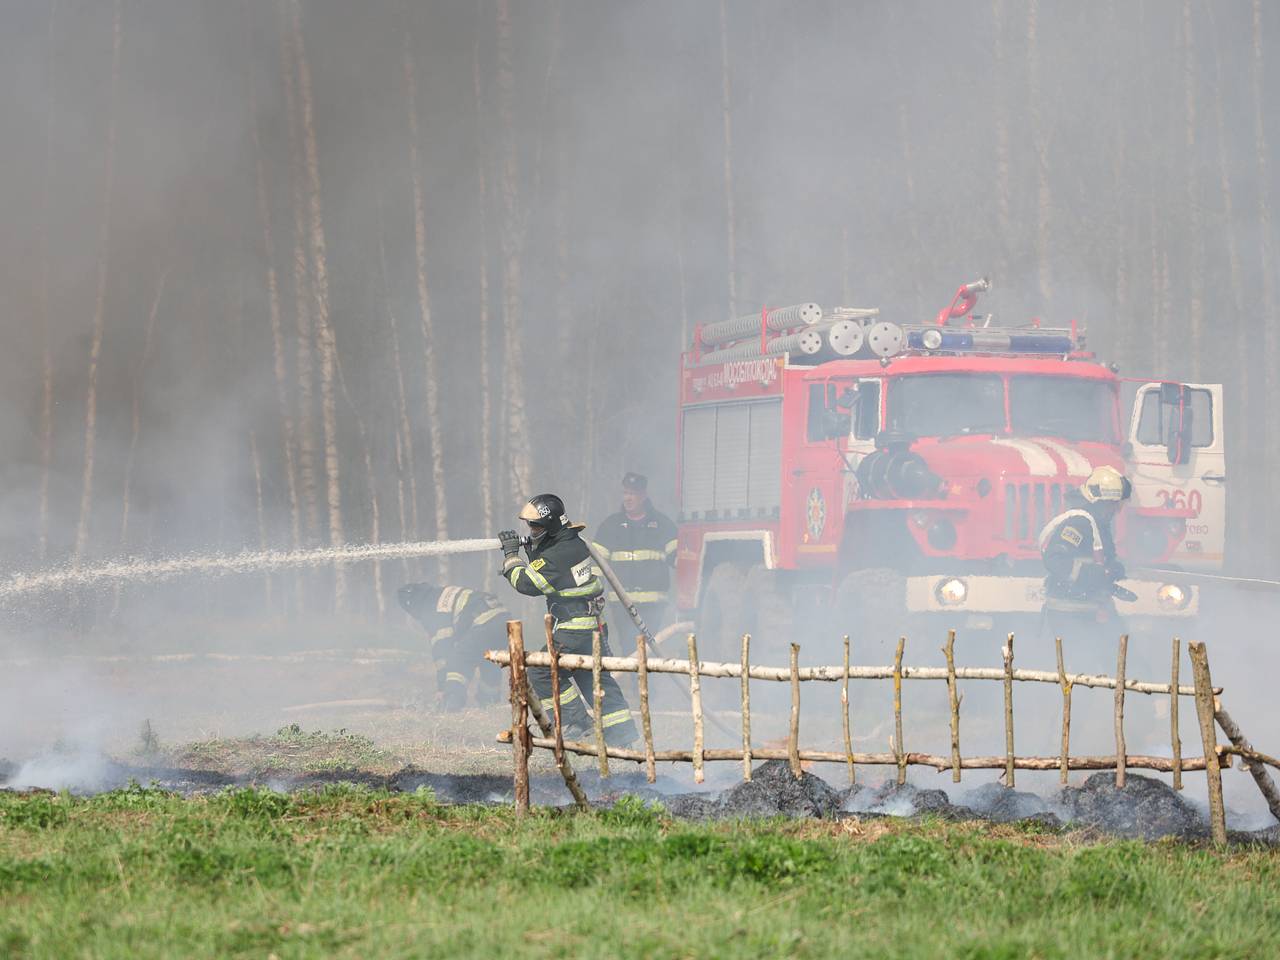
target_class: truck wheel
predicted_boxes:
[834,567,908,650]
[744,564,794,656]
[696,561,749,663]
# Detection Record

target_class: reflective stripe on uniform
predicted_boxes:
[601,708,633,728]
[607,589,667,604]
[508,562,555,595]
[607,549,665,563]
[557,578,604,598]
[451,589,473,613]
[541,686,579,711]
[445,672,468,685]
[556,616,602,631]
[1038,509,1102,552]
[430,627,454,643]
[471,606,506,626]
[663,539,678,556]
[590,542,611,559]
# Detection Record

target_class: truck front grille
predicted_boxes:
[1004,482,1064,544]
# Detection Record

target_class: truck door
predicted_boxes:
[789,380,854,564]
[1127,381,1226,569]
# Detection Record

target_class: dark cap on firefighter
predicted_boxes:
[622,472,648,492]
[519,493,568,535]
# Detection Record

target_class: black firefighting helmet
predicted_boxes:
[397,582,437,617]
[518,493,568,538]
[622,472,648,492]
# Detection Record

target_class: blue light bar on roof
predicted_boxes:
[906,329,1075,354]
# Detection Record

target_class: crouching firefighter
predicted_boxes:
[498,494,640,748]
[1038,465,1136,645]
[397,582,508,710]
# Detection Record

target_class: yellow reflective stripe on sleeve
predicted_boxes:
[601,709,633,728]
[430,627,455,643]
[452,589,473,613]
[524,565,555,594]
[664,539,678,555]
[445,672,468,685]
[506,567,523,589]
[590,542,611,559]
[471,607,505,626]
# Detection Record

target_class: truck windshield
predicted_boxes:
[887,374,1005,437]
[1009,376,1117,443]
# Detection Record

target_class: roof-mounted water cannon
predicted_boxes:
[936,277,991,326]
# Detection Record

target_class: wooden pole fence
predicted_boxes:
[485,650,1217,696]
[495,628,1278,835]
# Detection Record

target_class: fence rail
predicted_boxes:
[489,617,1279,846]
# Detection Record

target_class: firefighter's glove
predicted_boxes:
[1105,561,1126,582]
[498,530,522,559]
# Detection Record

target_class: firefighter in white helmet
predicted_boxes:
[1038,465,1134,644]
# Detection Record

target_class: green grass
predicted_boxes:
[2,786,1278,959]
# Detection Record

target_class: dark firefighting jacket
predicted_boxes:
[590,504,677,605]
[503,525,606,630]
[1038,497,1120,611]
[401,585,508,648]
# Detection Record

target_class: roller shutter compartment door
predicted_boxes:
[681,407,717,518]
[747,400,782,515]
[713,403,751,517]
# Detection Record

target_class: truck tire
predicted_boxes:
[744,564,794,657]
[696,561,749,663]
[834,567,908,651]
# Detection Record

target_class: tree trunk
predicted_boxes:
[991,0,1013,288]
[1253,0,1278,565]
[898,100,926,319]
[1181,0,1204,380]
[718,0,738,318]
[118,267,167,551]
[73,0,122,565]
[249,38,302,557]
[1109,0,1131,367]
[289,0,346,608]
[402,31,451,580]
[474,19,495,589]
[496,0,534,502]
[249,430,273,611]
[1026,0,1052,307]
[278,0,320,547]
[37,0,59,562]
[375,189,420,574]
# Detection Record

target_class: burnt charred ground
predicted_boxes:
[3,786,1280,960]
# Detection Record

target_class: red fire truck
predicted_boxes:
[676,281,1225,657]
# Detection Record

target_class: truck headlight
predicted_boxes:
[1155,583,1191,611]
[935,578,968,606]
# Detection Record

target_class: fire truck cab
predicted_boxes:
[676,285,1225,658]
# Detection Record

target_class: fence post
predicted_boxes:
[789,643,802,779]
[741,634,753,782]
[545,615,563,768]
[1188,641,1227,845]
[893,637,906,785]
[636,634,656,783]
[1170,637,1182,791]
[507,620,530,817]
[1214,702,1280,824]
[1055,636,1072,785]
[944,629,960,783]
[1114,634,1128,788]
[689,634,705,784]
[842,635,854,786]
[591,630,609,779]
[523,676,591,812]
[1002,633,1015,788]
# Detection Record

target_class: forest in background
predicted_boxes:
[0,0,1276,626]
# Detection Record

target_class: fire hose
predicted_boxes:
[1134,568,1280,594]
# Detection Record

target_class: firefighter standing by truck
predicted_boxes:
[1038,466,1135,660]
[591,473,678,638]
[499,493,640,747]
[397,582,508,710]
